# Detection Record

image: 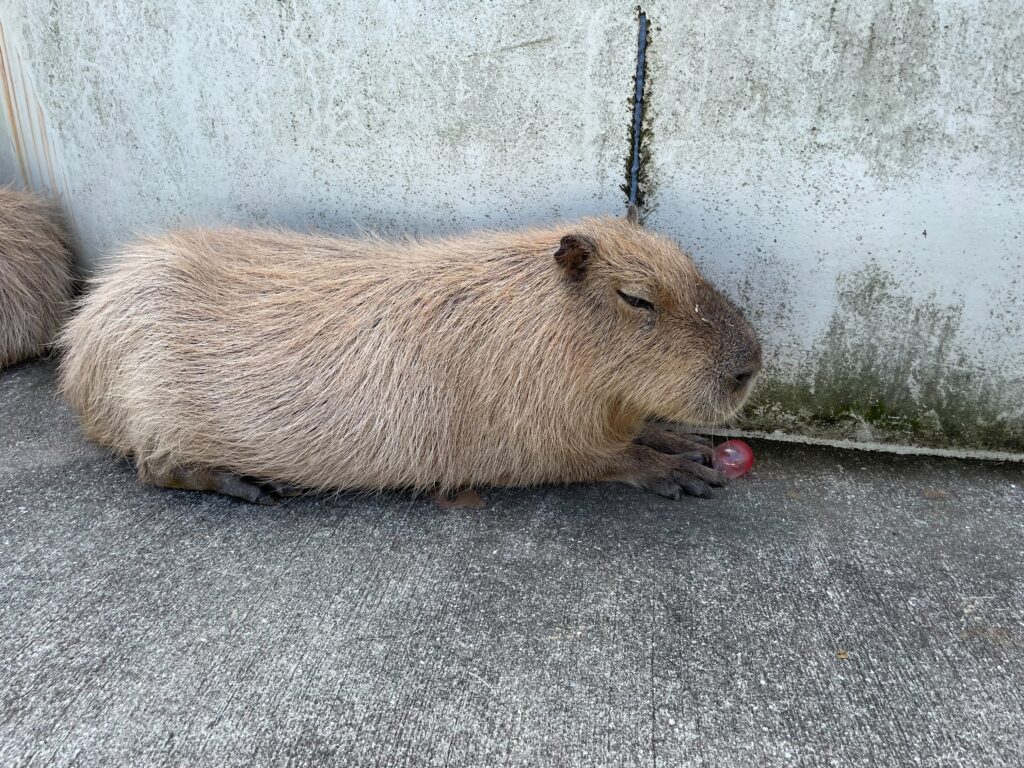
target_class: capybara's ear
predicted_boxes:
[554,234,597,281]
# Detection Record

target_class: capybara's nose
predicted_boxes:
[729,344,762,392]
[732,368,756,390]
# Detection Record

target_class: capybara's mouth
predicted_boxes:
[696,388,757,427]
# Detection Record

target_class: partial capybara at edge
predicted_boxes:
[58,216,762,503]
[0,187,74,369]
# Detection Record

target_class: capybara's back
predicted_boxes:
[0,187,74,369]
[61,218,762,502]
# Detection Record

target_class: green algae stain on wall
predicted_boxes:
[744,261,1024,453]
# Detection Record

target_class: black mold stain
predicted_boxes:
[743,261,1024,453]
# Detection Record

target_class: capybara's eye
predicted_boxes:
[617,290,655,312]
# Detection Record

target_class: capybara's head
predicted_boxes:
[554,217,762,426]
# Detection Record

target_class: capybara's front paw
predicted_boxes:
[605,443,726,500]
[635,423,714,464]
[658,454,726,499]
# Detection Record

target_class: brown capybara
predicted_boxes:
[0,187,74,369]
[59,216,761,503]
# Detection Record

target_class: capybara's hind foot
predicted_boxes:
[433,487,486,509]
[260,480,306,498]
[137,464,283,505]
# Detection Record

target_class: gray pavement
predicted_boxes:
[1,359,1022,767]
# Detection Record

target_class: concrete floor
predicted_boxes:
[1,359,1022,767]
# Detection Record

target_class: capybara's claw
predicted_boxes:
[256,479,306,499]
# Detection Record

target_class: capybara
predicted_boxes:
[0,187,74,369]
[59,216,761,503]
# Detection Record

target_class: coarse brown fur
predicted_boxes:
[0,187,74,369]
[59,217,761,500]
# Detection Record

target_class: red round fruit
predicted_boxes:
[712,439,754,479]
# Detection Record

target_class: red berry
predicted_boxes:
[712,439,754,479]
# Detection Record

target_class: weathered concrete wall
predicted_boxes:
[0,111,17,186]
[0,0,634,262]
[643,0,1024,452]
[1,1,1021,453]
[0,16,75,209]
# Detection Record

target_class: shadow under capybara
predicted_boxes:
[59,215,762,503]
[0,187,74,369]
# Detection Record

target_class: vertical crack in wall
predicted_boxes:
[624,9,649,212]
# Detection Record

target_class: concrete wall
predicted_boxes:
[642,1,1024,453]
[0,1,634,257]
[1,1,1021,453]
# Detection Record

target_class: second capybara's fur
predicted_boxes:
[59,216,762,502]
[0,187,74,369]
